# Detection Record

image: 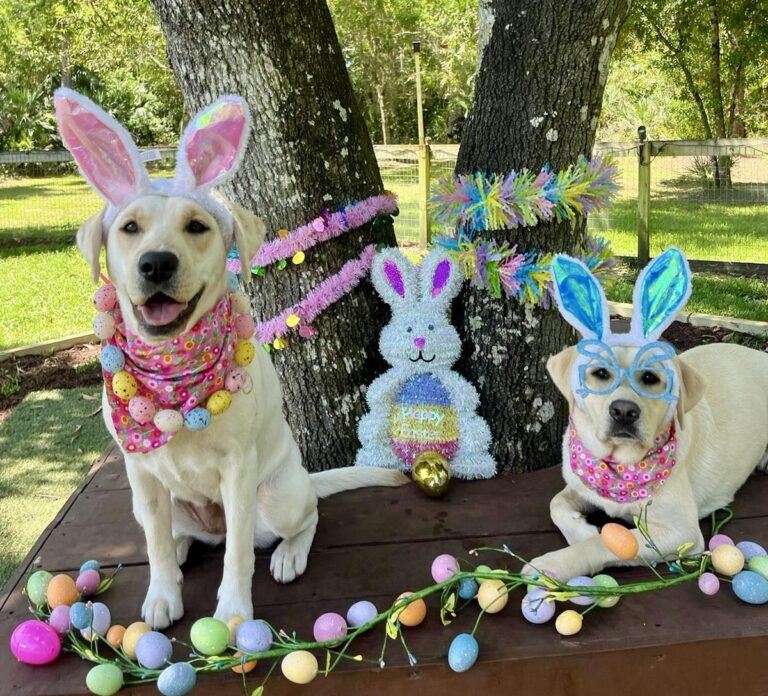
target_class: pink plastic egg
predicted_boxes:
[708,534,734,551]
[698,572,720,595]
[234,314,255,339]
[92,313,116,340]
[48,605,72,635]
[93,285,117,312]
[128,396,156,425]
[76,569,101,596]
[431,554,459,583]
[10,620,61,665]
[312,613,347,642]
[225,367,250,394]
[154,409,183,434]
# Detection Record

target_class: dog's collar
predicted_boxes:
[567,418,677,504]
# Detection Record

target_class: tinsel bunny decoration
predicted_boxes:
[356,248,496,479]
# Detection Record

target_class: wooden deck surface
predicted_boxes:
[2,445,768,695]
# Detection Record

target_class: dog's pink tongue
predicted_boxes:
[138,300,187,326]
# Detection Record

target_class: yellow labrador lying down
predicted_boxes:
[55,89,406,629]
[525,250,768,581]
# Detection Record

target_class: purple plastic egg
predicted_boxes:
[708,534,734,551]
[235,619,272,654]
[48,604,72,635]
[698,572,720,596]
[312,612,348,642]
[347,600,378,628]
[521,588,556,624]
[567,576,597,606]
[10,620,62,665]
[80,602,110,639]
[135,631,173,669]
[431,554,459,583]
[737,541,767,561]
[76,569,101,596]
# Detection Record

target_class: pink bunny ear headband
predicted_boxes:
[53,88,252,245]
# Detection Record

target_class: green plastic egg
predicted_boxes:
[190,617,229,656]
[86,663,124,696]
[747,555,768,580]
[593,574,621,608]
[26,570,53,606]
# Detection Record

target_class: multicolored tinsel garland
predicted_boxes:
[430,156,618,232]
[433,232,616,307]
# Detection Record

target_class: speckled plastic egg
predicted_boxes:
[747,555,768,580]
[592,574,620,608]
[708,533,734,551]
[154,409,184,434]
[184,407,211,431]
[347,600,378,628]
[135,631,173,669]
[698,572,720,596]
[93,285,118,312]
[106,624,126,648]
[281,650,318,684]
[235,619,272,653]
[85,663,124,696]
[477,579,508,614]
[226,271,240,292]
[234,340,255,367]
[207,389,232,416]
[47,573,78,608]
[521,588,556,624]
[81,602,110,639]
[112,370,138,401]
[224,366,250,394]
[190,617,229,656]
[158,661,197,696]
[128,396,156,424]
[396,592,428,626]
[431,554,459,583]
[313,613,347,642]
[231,292,250,314]
[458,577,479,600]
[567,576,597,606]
[711,544,744,576]
[600,523,639,560]
[226,615,246,642]
[738,542,768,562]
[76,569,101,596]
[99,345,125,373]
[26,570,53,606]
[122,621,151,658]
[555,610,583,636]
[231,650,257,674]
[93,312,116,340]
[70,602,93,630]
[48,604,72,635]
[448,633,479,672]
[80,560,100,574]
[234,314,255,339]
[10,620,61,665]
[732,570,768,605]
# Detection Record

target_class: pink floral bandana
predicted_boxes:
[568,418,677,504]
[105,295,235,453]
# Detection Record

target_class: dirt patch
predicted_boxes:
[661,321,767,353]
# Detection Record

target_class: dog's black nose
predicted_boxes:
[609,399,641,426]
[138,251,178,284]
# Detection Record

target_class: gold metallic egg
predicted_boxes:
[412,451,451,498]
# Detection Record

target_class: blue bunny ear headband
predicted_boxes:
[550,247,692,412]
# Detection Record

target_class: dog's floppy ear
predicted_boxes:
[547,346,578,411]
[674,357,705,429]
[76,209,106,284]
[227,202,265,277]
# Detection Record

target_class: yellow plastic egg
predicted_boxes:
[292,251,305,265]
[231,650,257,674]
[106,624,126,649]
[477,579,509,614]
[112,370,138,401]
[286,313,301,328]
[711,544,744,576]
[226,615,246,642]
[46,574,78,608]
[600,523,639,560]
[281,650,318,684]
[234,340,255,366]
[396,592,427,627]
[207,390,232,416]
[555,609,583,636]
[122,621,151,659]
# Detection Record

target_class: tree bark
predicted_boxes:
[708,0,731,187]
[152,0,396,470]
[455,0,632,472]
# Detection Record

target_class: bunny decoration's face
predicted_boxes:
[379,306,461,371]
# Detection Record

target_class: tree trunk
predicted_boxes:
[375,83,390,144]
[152,0,396,471]
[455,0,632,472]
[708,0,731,188]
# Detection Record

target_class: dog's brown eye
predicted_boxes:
[593,368,611,381]
[122,220,139,234]
[641,371,661,385]
[187,220,209,234]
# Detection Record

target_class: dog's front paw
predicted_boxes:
[522,548,589,584]
[142,575,184,629]
[270,536,311,584]
[214,591,254,624]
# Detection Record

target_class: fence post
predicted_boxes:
[637,136,651,265]
[418,140,432,247]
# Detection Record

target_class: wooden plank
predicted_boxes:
[418,144,431,247]
[637,140,651,265]
[0,147,176,165]
[0,333,96,364]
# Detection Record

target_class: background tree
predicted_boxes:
[455,0,633,472]
[151,0,397,471]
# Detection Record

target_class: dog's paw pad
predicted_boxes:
[270,539,310,584]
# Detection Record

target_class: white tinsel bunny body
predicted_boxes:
[356,248,496,479]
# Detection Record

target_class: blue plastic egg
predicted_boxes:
[732,570,768,605]
[227,271,239,293]
[184,407,211,431]
[81,602,111,639]
[135,630,173,669]
[458,577,479,600]
[567,576,597,606]
[70,602,93,630]
[235,619,272,653]
[448,633,479,673]
[157,661,197,696]
[99,346,125,373]
[80,559,100,574]
[347,600,378,628]
[521,588,556,624]
[736,541,767,562]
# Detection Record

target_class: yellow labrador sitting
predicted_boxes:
[525,250,768,581]
[56,89,406,628]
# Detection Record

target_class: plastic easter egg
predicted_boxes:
[224,366,250,394]
[128,396,156,425]
[231,650,257,674]
[26,570,53,606]
[80,560,100,574]
[10,620,61,665]
[475,564,492,575]
[281,650,318,685]
[234,340,255,367]
[698,572,720,596]
[184,407,211,431]
[81,602,110,639]
[477,579,508,614]
[732,570,768,605]
[737,541,768,562]
[207,389,232,416]
[235,619,272,653]
[566,576,597,606]
[136,631,173,669]
[227,271,240,293]
[234,314,255,339]
[524,569,558,595]
[458,577,479,600]
[190,617,229,656]
[93,313,116,340]
[711,544,744,576]
[157,662,197,696]
[600,523,639,560]
[85,663,124,696]
[122,621,151,659]
[747,555,768,580]
[347,600,378,628]
[555,610,583,636]
[448,633,479,673]
[99,345,125,373]
[592,574,621,608]
[93,284,117,312]
[112,370,138,401]
[521,588,556,624]
[396,592,427,626]
[76,569,101,596]
[226,615,246,642]
[47,573,78,608]
[70,602,93,630]
[48,604,72,635]
[154,409,184,434]
[312,217,326,232]
[312,613,347,642]
[106,624,126,648]
[431,554,459,583]
[708,533,734,551]
[231,292,250,314]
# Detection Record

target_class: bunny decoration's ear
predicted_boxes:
[175,96,251,193]
[371,248,418,308]
[550,254,610,340]
[630,247,691,341]
[54,88,148,206]
[419,249,463,309]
